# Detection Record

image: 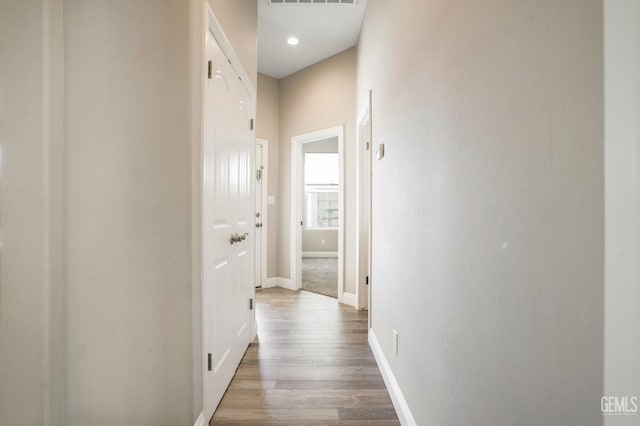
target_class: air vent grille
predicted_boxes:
[269,0,358,5]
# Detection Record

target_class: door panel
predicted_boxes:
[202,28,254,420]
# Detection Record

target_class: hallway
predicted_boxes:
[210,288,398,425]
[4,1,640,425]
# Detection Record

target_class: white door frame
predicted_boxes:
[255,138,268,288]
[356,103,372,312]
[199,4,256,421]
[290,125,345,302]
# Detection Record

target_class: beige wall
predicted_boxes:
[64,1,194,423]
[359,1,603,424]
[64,1,257,424]
[303,230,338,253]
[605,1,640,425]
[0,0,64,424]
[256,73,280,278]
[278,47,358,294]
[0,0,256,424]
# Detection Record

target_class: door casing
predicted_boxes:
[356,101,372,315]
[255,138,268,289]
[290,126,345,302]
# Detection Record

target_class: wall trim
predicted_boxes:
[263,277,277,289]
[369,330,417,426]
[276,277,295,291]
[302,251,338,258]
[342,292,357,307]
[261,277,295,291]
[194,412,206,426]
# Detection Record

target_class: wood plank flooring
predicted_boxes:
[210,287,399,425]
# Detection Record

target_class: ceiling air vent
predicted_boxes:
[268,0,358,5]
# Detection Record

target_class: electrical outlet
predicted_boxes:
[393,329,398,355]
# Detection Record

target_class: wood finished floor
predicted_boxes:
[210,287,399,426]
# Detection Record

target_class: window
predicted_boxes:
[304,153,338,229]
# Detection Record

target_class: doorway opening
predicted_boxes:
[255,138,268,289]
[356,101,372,318]
[291,126,344,302]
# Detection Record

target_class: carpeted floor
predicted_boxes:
[302,257,338,299]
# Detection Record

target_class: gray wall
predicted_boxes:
[605,1,640,425]
[358,1,604,424]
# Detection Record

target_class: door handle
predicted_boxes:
[230,232,249,244]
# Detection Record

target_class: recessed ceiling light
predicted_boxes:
[287,36,299,46]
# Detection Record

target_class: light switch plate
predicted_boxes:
[393,329,398,355]
[376,144,385,160]
[267,195,275,205]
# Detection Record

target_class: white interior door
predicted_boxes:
[255,140,267,288]
[202,26,254,420]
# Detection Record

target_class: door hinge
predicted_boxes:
[249,298,254,310]
[300,221,303,226]
[366,276,369,285]
[366,141,370,150]
[207,353,212,371]
[207,61,212,79]
[250,118,254,131]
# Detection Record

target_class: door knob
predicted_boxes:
[230,232,249,244]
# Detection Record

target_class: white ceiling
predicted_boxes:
[258,0,368,79]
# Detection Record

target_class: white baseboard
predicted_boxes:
[263,277,279,289]
[277,277,295,290]
[302,251,338,258]
[194,412,206,426]
[262,277,295,291]
[341,292,356,307]
[369,329,417,426]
